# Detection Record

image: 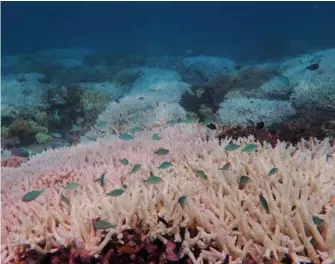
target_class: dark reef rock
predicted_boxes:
[1,136,20,149]
[20,228,259,264]
[180,66,280,121]
[215,119,335,148]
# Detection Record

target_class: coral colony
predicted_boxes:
[1,47,335,264]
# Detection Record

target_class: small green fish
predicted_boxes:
[61,193,69,202]
[196,170,208,180]
[159,161,172,169]
[225,144,240,151]
[119,158,129,165]
[152,133,161,141]
[312,216,324,226]
[219,163,231,170]
[144,175,162,184]
[131,164,141,173]
[98,172,106,186]
[268,167,278,176]
[241,144,257,152]
[259,194,269,213]
[119,133,134,140]
[178,196,187,207]
[22,190,44,202]
[65,182,79,190]
[154,148,169,156]
[238,176,249,190]
[239,176,249,184]
[106,188,125,196]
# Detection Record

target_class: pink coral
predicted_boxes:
[1,155,27,168]
[1,123,334,264]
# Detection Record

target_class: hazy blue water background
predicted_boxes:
[2,1,335,63]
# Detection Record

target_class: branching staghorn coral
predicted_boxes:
[1,124,335,263]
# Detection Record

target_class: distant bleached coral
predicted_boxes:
[290,75,335,112]
[218,98,296,127]
[1,123,334,263]
[1,73,46,108]
[1,104,20,119]
[257,75,292,100]
[81,95,187,142]
[1,147,12,161]
[82,69,190,141]
[129,67,183,95]
[78,81,124,98]
[183,55,237,79]
[279,48,335,111]
[131,79,190,103]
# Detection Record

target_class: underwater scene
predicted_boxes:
[1,1,335,264]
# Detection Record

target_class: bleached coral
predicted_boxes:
[78,81,124,98]
[1,147,12,162]
[218,98,296,126]
[1,73,46,108]
[81,69,190,141]
[290,77,335,111]
[183,55,237,79]
[1,123,335,263]
[127,67,190,102]
[258,75,292,99]
[278,48,335,111]
[130,67,182,94]
[1,104,20,119]
[130,79,190,103]
[81,95,187,142]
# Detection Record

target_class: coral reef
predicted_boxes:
[7,119,48,146]
[25,229,205,264]
[180,66,279,121]
[35,132,52,144]
[217,98,296,127]
[182,55,237,85]
[1,124,334,264]
[1,73,45,108]
[81,89,112,115]
[1,155,28,168]
[82,95,187,142]
[112,68,143,94]
[1,104,20,124]
[214,119,335,147]
[1,46,335,264]
[1,136,20,149]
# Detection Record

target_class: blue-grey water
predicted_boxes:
[1,1,335,155]
[2,1,335,62]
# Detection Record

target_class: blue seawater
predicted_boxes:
[2,2,335,60]
[1,1,335,153]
